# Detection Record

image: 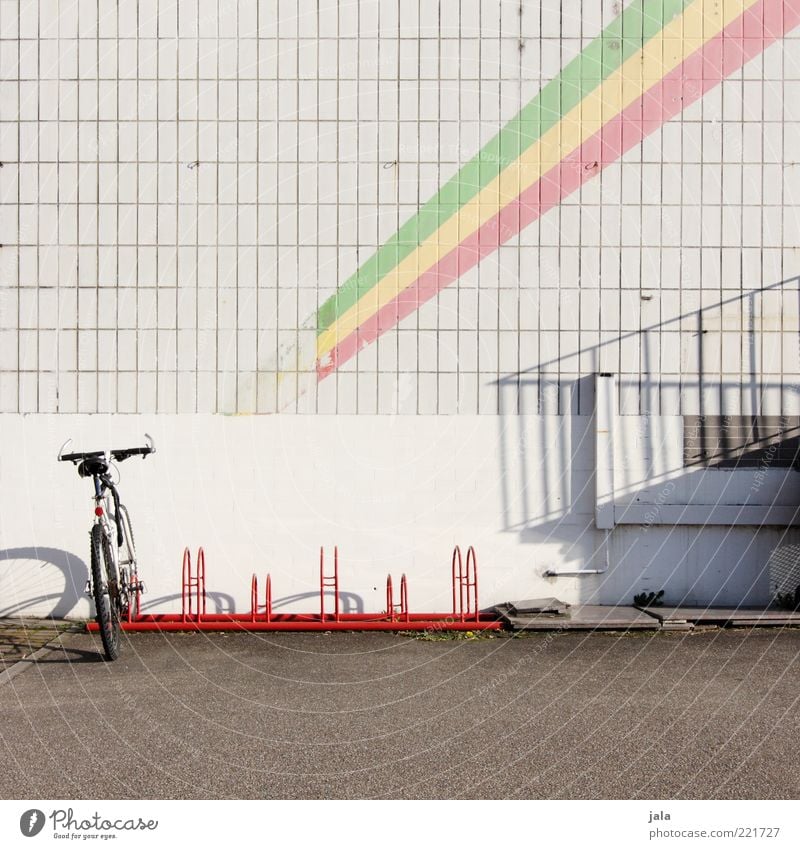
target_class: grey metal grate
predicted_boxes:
[684,415,800,468]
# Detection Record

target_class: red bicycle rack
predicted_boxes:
[386,573,409,623]
[320,546,340,622]
[452,545,479,623]
[250,573,273,623]
[126,575,143,624]
[182,546,207,623]
[89,544,502,633]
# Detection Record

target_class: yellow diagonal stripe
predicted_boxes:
[317,0,751,362]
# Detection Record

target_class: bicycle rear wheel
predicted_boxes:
[90,523,121,660]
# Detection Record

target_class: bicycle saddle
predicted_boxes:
[78,457,109,478]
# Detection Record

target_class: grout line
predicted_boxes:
[255,0,261,413]
[175,1,181,413]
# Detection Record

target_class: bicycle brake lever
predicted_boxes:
[144,433,156,455]
[57,438,72,461]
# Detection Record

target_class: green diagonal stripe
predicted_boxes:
[317,0,690,334]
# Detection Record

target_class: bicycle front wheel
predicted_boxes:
[90,523,121,661]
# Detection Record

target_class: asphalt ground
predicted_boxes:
[0,627,798,799]
[0,619,78,665]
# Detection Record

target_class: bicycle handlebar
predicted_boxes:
[58,433,156,465]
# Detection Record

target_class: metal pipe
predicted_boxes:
[544,569,607,575]
[466,545,478,617]
[126,611,493,623]
[334,545,340,621]
[319,546,324,619]
[90,620,503,633]
[181,547,191,622]
[452,545,463,620]
[197,547,207,618]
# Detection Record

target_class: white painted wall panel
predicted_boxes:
[0,410,795,616]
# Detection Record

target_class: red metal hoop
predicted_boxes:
[320,546,340,622]
[181,547,206,622]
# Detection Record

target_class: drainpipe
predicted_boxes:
[545,373,616,577]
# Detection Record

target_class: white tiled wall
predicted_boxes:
[0,0,798,416]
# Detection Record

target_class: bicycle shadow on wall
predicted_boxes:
[141,591,237,615]
[270,590,365,615]
[0,546,88,618]
[0,547,239,619]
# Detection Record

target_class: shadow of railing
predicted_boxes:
[495,276,799,416]
[496,276,800,531]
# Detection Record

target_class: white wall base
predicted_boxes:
[0,414,797,619]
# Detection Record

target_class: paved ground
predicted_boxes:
[0,619,78,665]
[0,627,798,799]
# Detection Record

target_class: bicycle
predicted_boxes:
[57,435,156,660]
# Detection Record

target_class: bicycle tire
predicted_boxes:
[90,523,121,661]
